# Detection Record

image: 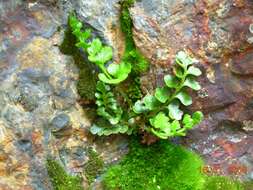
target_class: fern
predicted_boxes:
[69,14,131,131]
[69,15,131,85]
[133,51,204,139]
[90,82,135,136]
[95,81,123,125]
[90,121,130,136]
[68,14,204,139]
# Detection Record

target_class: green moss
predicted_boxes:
[124,49,150,74]
[77,67,97,101]
[116,0,149,108]
[46,159,83,190]
[103,138,205,190]
[84,147,104,184]
[242,181,253,190]
[120,3,134,51]
[60,19,97,101]
[203,176,245,190]
[59,24,77,55]
[102,138,252,190]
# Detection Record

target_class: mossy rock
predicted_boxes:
[203,176,245,190]
[103,138,205,190]
[46,159,83,190]
[84,147,104,184]
[120,0,149,75]
[60,21,97,102]
[102,138,252,190]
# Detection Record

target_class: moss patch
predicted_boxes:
[60,20,97,102]
[120,0,135,51]
[116,0,149,108]
[102,138,252,190]
[243,181,253,190]
[46,159,83,190]
[103,138,205,190]
[84,147,104,184]
[203,176,245,190]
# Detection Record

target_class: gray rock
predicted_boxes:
[51,113,71,132]
[17,139,33,153]
[0,0,22,17]
[59,0,124,60]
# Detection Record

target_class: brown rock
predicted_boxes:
[227,163,248,175]
[231,50,253,76]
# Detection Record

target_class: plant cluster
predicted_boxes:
[69,13,204,139]
[133,51,203,139]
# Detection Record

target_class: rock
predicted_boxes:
[227,163,248,175]
[17,139,33,152]
[59,0,125,61]
[0,1,129,189]
[0,2,87,188]
[50,113,72,137]
[231,50,253,76]
[131,0,253,65]
[248,172,253,180]
[1,0,253,188]
[130,0,253,180]
[0,0,22,17]
[51,113,71,130]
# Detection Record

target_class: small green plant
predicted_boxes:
[95,81,123,125]
[69,11,203,139]
[69,16,132,85]
[133,51,203,139]
[69,15,134,135]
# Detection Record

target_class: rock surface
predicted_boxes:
[0,0,253,189]
[131,0,253,181]
[0,1,128,189]
[59,0,125,61]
